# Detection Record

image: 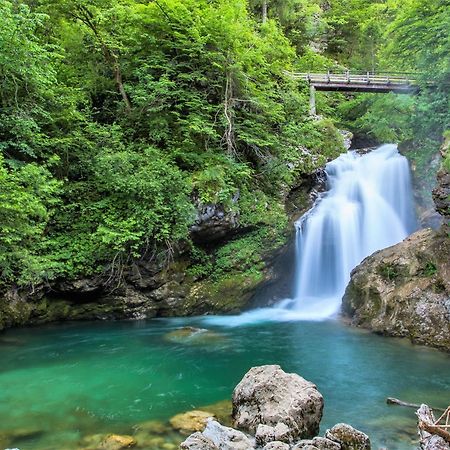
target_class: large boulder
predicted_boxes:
[324,424,370,450]
[232,365,324,442]
[342,227,450,351]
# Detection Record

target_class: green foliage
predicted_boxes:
[0,155,61,285]
[0,0,347,289]
[211,226,286,282]
[378,263,399,281]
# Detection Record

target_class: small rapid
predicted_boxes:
[203,143,417,326]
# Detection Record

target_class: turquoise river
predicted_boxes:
[0,317,449,449]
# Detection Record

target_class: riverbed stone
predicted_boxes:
[163,327,224,346]
[133,419,169,434]
[181,419,255,450]
[421,435,450,450]
[202,419,255,450]
[325,423,370,450]
[293,437,342,450]
[232,365,323,441]
[199,400,233,426]
[170,410,215,434]
[263,441,291,450]
[98,434,137,450]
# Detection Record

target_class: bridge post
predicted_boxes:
[309,84,316,116]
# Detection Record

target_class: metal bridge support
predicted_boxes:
[309,84,316,116]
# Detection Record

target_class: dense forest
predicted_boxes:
[1,0,449,294]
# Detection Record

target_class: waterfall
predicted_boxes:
[202,143,416,327]
[287,143,416,319]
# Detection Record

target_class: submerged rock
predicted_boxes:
[132,419,170,435]
[81,433,137,450]
[163,327,224,346]
[342,227,450,351]
[99,434,137,450]
[232,365,324,441]
[198,400,233,427]
[325,423,370,450]
[170,410,215,434]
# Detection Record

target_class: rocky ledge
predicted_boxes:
[181,365,372,450]
[342,227,450,351]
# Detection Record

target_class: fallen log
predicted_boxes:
[417,404,450,445]
[387,397,445,412]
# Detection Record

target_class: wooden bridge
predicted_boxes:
[285,71,420,115]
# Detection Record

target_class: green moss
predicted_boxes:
[422,261,437,277]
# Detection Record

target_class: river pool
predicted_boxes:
[0,317,449,449]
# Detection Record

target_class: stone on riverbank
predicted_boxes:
[232,365,324,442]
[180,419,255,449]
[325,424,370,450]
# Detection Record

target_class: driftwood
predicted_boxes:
[387,397,445,413]
[417,404,450,446]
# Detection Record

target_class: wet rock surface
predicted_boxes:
[342,227,450,351]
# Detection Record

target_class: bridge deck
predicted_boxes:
[288,72,419,94]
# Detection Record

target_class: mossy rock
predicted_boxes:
[169,410,215,434]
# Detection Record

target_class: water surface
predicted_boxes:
[1,318,449,449]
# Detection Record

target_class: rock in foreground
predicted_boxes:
[180,419,255,449]
[232,365,324,442]
[342,227,450,351]
[181,365,370,450]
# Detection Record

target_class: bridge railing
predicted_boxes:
[285,71,419,85]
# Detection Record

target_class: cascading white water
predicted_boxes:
[203,143,417,327]
[288,143,417,319]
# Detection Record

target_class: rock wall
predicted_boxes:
[342,227,450,351]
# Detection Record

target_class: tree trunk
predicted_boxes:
[262,0,268,23]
